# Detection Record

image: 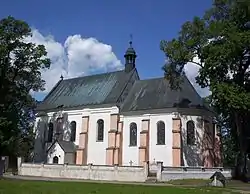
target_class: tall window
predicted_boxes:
[53,156,59,164]
[129,122,137,146]
[48,122,53,142]
[187,121,195,145]
[157,121,165,145]
[70,121,76,142]
[97,119,104,141]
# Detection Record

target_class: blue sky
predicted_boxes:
[0,0,212,100]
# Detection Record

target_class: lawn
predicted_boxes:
[0,179,241,194]
[167,179,250,192]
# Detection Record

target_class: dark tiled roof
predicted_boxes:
[47,140,76,153]
[37,70,136,111]
[121,76,210,112]
[58,141,76,153]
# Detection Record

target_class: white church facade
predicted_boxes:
[33,41,222,168]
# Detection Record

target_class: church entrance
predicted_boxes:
[53,156,59,164]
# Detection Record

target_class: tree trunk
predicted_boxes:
[234,112,248,181]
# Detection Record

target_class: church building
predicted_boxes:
[34,41,222,168]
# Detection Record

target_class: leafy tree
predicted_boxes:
[160,0,250,178]
[0,16,50,159]
[203,95,239,167]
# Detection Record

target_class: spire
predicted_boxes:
[124,34,137,73]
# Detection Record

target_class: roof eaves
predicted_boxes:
[36,102,119,112]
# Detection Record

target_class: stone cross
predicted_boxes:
[129,160,133,166]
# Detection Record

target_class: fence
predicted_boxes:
[17,158,148,182]
[155,162,233,182]
[17,158,233,183]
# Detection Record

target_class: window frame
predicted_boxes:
[70,121,76,142]
[96,119,104,142]
[186,120,195,146]
[156,121,166,145]
[129,122,137,146]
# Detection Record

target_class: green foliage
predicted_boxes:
[0,16,50,157]
[161,0,250,172]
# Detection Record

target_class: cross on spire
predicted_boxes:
[129,34,133,47]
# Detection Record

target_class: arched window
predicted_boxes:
[129,122,137,146]
[53,156,59,164]
[97,119,104,141]
[187,121,195,145]
[48,122,53,142]
[70,121,76,142]
[157,121,165,145]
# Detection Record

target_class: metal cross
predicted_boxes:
[129,34,133,47]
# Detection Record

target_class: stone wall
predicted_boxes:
[17,158,233,183]
[17,158,147,182]
[156,162,233,182]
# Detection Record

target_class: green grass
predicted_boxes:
[167,178,250,187]
[166,179,250,193]
[167,179,210,186]
[0,179,240,194]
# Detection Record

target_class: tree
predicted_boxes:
[160,0,250,179]
[0,16,50,159]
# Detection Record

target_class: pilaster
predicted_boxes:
[117,121,123,165]
[214,123,222,166]
[139,119,150,166]
[202,119,214,167]
[106,114,121,165]
[172,118,181,167]
[76,116,89,165]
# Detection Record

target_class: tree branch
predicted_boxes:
[188,60,204,68]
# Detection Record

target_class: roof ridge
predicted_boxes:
[135,77,164,83]
[115,68,138,104]
[62,69,124,82]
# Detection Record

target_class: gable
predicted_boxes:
[37,69,138,111]
[47,140,76,153]
[47,141,63,154]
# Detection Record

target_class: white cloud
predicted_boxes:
[27,29,209,99]
[26,29,123,95]
[184,56,211,97]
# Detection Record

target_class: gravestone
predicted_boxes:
[210,171,226,187]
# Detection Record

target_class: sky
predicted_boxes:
[0,0,213,100]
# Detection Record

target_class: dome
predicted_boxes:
[124,41,136,57]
